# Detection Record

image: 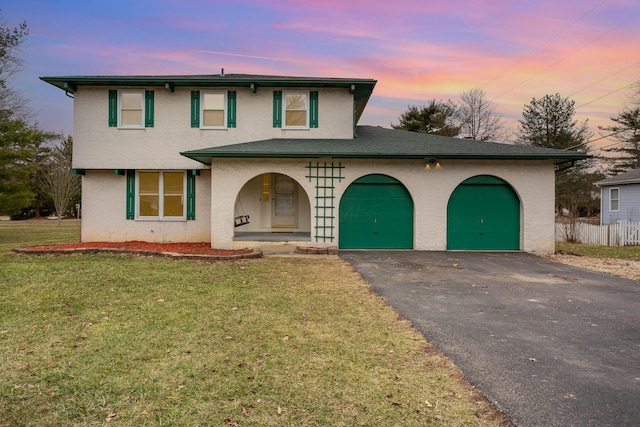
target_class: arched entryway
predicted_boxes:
[447,175,520,250]
[339,174,413,249]
[233,173,311,242]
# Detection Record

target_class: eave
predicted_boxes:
[40,73,377,125]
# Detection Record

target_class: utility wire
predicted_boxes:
[483,0,607,91]
[575,78,640,110]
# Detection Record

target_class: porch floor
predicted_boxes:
[233,231,311,242]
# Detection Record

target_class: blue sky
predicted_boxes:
[4,0,640,151]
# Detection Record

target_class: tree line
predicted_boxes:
[0,12,80,223]
[392,85,640,216]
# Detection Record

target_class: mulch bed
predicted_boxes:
[13,241,261,262]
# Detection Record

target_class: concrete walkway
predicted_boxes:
[340,251,640,427]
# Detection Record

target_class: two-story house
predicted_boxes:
[41,73,587,253]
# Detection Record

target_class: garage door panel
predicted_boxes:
[339,176,413,249]
[447,177,520,250]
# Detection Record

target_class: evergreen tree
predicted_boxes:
[0,12,59,216]
[516,93,597,215]
[392,100,461,137]
[598,107,640,174]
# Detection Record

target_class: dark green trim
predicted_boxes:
[72,169,85,176]
[186,172,196,220]
[126,170,135,220]
[273,91,282,128]
[310,91,318,128]
[227,91,236,128]
[145,90,154,127]
[191,91,200,128]
[114,169,126,176]
[108,90,117,127]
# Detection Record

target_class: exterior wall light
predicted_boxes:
[425,159,441,170]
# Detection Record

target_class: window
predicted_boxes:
[202,91,226,128]
[273,90,318,128]
[138,171,186,219]
[191,90,236,128]
[610,188,620,212]
[108,89,154,128]
[284,91,308,128]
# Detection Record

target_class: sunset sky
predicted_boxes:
[4,0,640,153]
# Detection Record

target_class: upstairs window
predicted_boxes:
[191,90,236,128]
[284,91,308,128]
[610,188,620,212]
[273,90,318,128]
[108,89,154,128]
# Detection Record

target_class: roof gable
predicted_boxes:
[181,125,590,165]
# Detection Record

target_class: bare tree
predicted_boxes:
[457,88,505,142]
[36,136,81,226]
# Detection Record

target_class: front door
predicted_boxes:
[272,174,297,227]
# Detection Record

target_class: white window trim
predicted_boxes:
[609,187,620,212]
[200,90,227,129]
[136,171,187,220]
[282,90,309,130]
[118,89,145,129]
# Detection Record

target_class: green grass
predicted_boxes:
[0,220,508,426]
[556,242,640,261]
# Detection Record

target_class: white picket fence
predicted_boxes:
[556,220,640,247]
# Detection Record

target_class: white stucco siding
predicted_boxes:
[72,87,354,170]
[80,170,211,243]
[210,158,557,253]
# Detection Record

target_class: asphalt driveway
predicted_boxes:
[339,251,640,427]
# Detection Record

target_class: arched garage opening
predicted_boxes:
[447,175,520,250]
[339,174,413,249]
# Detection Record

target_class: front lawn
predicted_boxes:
[0,220,508,426]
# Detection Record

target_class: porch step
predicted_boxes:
[294,246,338,255]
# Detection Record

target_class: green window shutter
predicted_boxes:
[273,91,282,128]
[227,91,236,128]
[310,91,318,128]
[108,90,118,127]
[186,172,196,220]
[191,91,200,127]
[145,90,154,127]
[126,170,135,220]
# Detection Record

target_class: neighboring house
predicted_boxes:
[41,73,588,253]
[595,168,640,224]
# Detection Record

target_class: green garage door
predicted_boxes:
[447,176,520,250]
[339,175,413,249]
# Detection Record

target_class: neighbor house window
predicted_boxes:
[138,171,185,219]
[273,90,318,128]
[610,187,619,212]
[108,89,154,128]
[190,90,236,128]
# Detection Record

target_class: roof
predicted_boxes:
[40,73,377,125]
[180,125,590,165]
[595,168,640,186]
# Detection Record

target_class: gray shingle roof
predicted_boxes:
[595,168,640,186]
[181,125,590,165]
